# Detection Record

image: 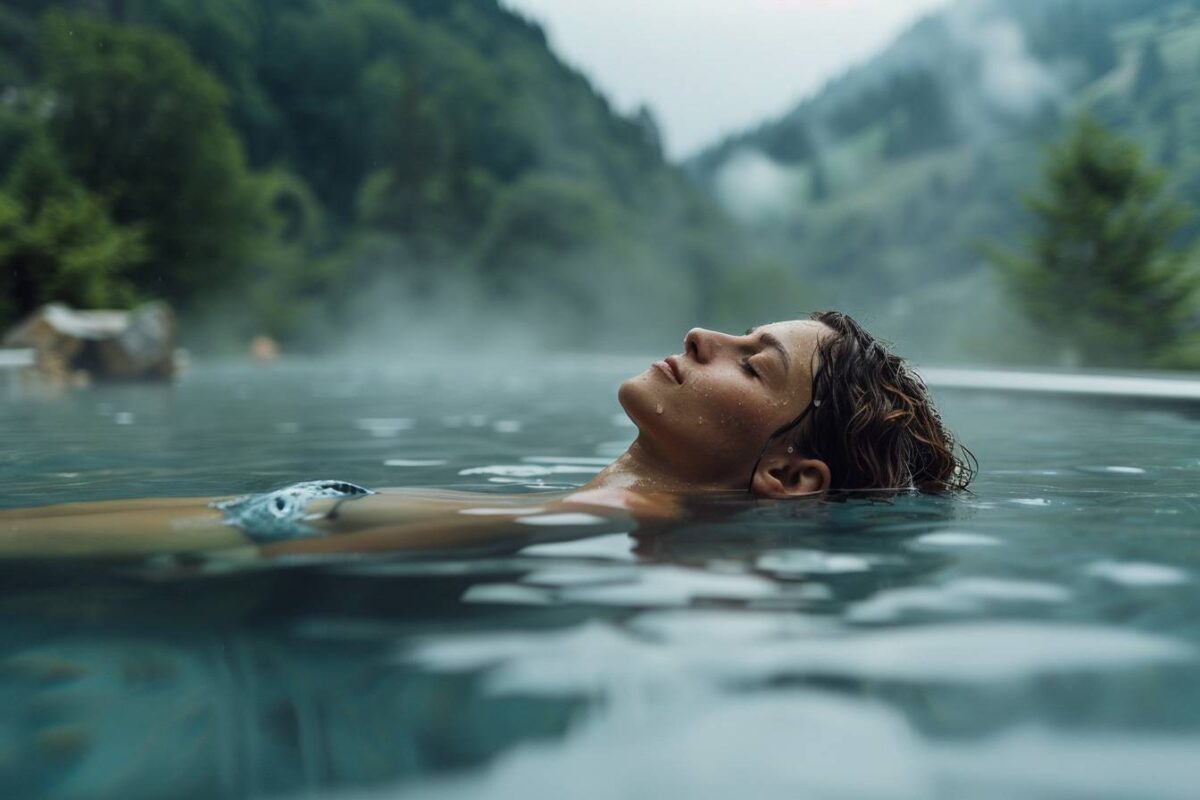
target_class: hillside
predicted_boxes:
[689,0,1200,362]
[0,0,741,349]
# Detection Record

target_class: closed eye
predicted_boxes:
[741,356,759,378]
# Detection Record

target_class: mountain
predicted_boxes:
[0,0,740,348]
[688,0,1200,362]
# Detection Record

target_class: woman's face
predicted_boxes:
[618,319,831,488]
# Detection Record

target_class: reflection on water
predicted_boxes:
[1,358,1199,799]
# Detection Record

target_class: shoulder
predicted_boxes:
[559,486,681,522]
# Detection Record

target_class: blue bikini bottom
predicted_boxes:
[211,480,374,543]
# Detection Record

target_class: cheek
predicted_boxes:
[681,378,775,454]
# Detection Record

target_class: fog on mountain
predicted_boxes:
[1,0,1198,368]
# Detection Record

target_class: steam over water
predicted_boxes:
[2,356,1199,799]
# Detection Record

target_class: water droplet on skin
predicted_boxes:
[697,417,704,426]
[655,403,664,415]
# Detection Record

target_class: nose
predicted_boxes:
[685,327,739,363]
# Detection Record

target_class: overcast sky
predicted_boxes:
[504,0,949,159]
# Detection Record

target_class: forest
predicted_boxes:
[691,0,1200,366]
[3,0,1199,366]
[0,0,751,350]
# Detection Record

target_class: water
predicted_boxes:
[2,357,1199,799]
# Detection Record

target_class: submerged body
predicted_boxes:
[0,482,679,559]
[1,314,970,559]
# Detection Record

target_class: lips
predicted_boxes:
[653,355,682,384]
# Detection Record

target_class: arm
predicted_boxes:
[0,500,245,558]
[0,487,644,559]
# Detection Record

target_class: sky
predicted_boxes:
[504,0,950,159]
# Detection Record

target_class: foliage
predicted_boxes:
[985,117,1199,367]
[0,0,739,347]
[0,135,145,321]
[38,11,262,304]
[688,0,1200,365]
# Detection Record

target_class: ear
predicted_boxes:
[750,448,831,498]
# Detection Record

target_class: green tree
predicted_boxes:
[0,134,146,323]
[986,117,1199,367]
[475,174,624,320]
[39,12,261,305]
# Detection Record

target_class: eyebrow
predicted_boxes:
[744,326,791,378]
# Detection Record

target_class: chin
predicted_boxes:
[617,372,655,433]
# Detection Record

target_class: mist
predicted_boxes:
[3,0,1199,373]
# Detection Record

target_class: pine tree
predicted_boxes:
[986,117,1199,367]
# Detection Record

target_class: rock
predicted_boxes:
[2,302,178,383]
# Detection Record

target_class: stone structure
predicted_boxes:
[2,302,178,383]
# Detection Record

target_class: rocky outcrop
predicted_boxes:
[2,302,178,383]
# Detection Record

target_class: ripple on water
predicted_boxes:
[519,533,636,561]
[848,577,1070,623]
[1086,561,1191,587]
[913,532,1003,548]
[756,550,874,576]
[1077,465,1148,475]
[407,620,1194,695]
[514,513,608,527]
[630,609,834,643]
[522,565,639,588]
[522,456,613,466]
[556,565,777,607]
[391,690,932,800]
[354,417,414,437]
[459,464,601,477]
[461,583,553,606]
[366,695,1200,800]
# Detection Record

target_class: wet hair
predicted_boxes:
[785,311,976,494]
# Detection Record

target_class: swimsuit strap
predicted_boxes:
[211,480,374,543]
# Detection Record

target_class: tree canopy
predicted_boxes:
[986,117,1199,367]
[0,0,742,348]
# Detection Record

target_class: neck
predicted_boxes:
[582,437,726,495]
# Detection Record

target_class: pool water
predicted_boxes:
[2,357,1199,799]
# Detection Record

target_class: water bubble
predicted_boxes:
[655,403,664,415]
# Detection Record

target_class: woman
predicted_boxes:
[0,311,974,558]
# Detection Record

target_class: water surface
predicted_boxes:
[1,357,1198,799]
